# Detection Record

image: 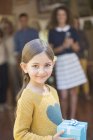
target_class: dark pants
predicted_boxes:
[0,63,8,103]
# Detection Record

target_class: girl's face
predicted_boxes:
[56,9,67,26]
[21,52,54,85]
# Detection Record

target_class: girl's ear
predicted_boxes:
[20,62,28,73]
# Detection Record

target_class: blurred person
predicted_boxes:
[39,19,49,42]
[3,20,18,106]
[0,29,9,111]
[14,13,39,89]
[0,17,9,29]
[73,17,91,100]
[14,13,39,61]
[48,6,87,119]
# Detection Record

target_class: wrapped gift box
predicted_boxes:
[57,119,88,140]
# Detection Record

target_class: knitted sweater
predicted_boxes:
[14,85,62,140]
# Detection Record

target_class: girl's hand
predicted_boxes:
[53,130,74,140]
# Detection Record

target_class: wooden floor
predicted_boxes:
[0,94,93,140]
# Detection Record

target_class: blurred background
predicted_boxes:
[0,0,93,140]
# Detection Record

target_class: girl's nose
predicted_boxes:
[38,68,46,74]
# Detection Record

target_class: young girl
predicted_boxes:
[13,39,74,140]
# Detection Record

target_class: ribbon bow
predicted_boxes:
[69,119,78,126]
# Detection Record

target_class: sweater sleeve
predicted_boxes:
[13,91,52,140]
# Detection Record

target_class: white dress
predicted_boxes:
[55,26,87,90]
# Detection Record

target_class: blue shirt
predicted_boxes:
[14,27,39,54]
[48,27,79,56]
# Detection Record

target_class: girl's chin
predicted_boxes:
[36,80,46,84]
[33,76,50,84]
[35,79,47,84]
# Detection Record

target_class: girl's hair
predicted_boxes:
[17,39,54,100]
[48,5,71,29]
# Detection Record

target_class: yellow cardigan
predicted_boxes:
[14,85,62,140]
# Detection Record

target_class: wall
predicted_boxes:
[13,0,38,20]
[12,0,51,29]
[0,0,12,15]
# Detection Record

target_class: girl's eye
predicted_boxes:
[45,64,52,67]
[32,65,39,68]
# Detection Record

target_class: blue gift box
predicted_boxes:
[57,119,88,140]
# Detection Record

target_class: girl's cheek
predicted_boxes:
[28,70,36,76]
[47,69,53,75]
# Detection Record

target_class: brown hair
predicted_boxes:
[48,5,71,29]
[17,39,54,100]
[19,13,28,19]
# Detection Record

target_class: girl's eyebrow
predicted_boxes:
[31,62,52,65]
[31,63,39,65]
[46,62,53,64]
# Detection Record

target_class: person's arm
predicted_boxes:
[51,39,80,53]
[13,91,52,140]
[70,28,80,52]
[71,42,80,52]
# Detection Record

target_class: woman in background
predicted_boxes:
[48,5,87,119]
[3,20,18,106]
